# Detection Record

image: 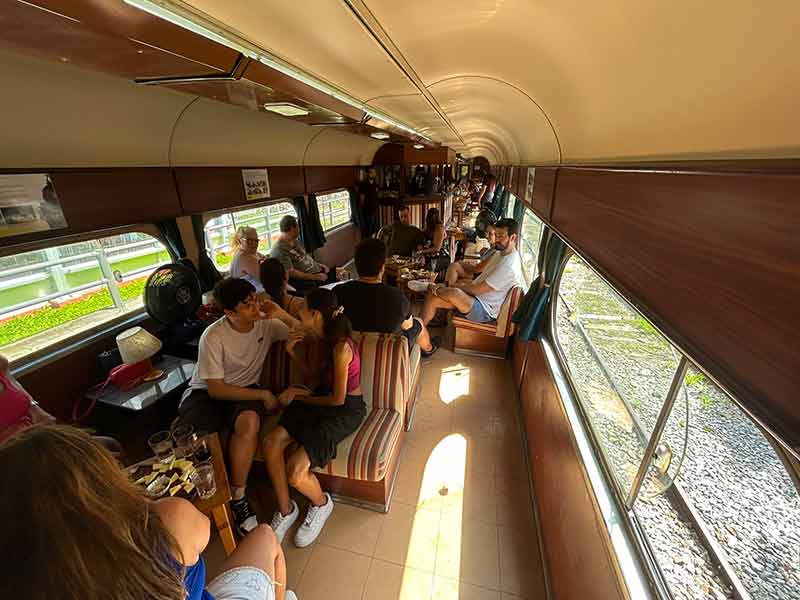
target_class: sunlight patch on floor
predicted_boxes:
[438,364,470,404]
[401,433,467,600]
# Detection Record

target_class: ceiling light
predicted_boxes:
[413,144,425,150]
[370,132,390,140]
[123,0,433,143]
[262,102,310,117]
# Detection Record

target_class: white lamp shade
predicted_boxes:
[116,327,162,365]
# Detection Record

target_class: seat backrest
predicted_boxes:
[351,331,409,417]
[494,285,524,338]
[260,340,291,392]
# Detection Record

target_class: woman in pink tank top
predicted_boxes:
[262,288,366,548]
[0,354,54,444]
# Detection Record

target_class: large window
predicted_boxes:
[204,201,296,270]
[554,255,800,600]
[0,232,170,361]
[317,190,351,232]
[519,208,543,284]
[505,193,517,219]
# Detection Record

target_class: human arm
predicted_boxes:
[452,280,494,298]
[288,268,327,282]
[258,297,299,329]
[206,379,277,409]
[150,497,210,566]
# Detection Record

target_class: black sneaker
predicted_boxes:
[230,496,259,536]
[421,336,442,359]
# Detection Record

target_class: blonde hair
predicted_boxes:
[0,425,185,600]
[231,226,258,252]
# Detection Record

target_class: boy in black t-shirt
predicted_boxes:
[336,239,440,357]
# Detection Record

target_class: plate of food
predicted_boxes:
[126,456,199,500]
[407,279,431,293]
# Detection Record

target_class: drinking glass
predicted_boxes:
[148,431,173,462]
[193,437,212,462]
[172,424,194,459]
[190,462,217,499]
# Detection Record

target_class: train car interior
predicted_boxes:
[0,2,798,600]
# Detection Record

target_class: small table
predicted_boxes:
[127,432,237,556]
[194,433,237,556]
[446,228,468,264]
[86,355,195,412]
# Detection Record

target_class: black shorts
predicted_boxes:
[278,394,366,468]
[401,317,422,349]
[177,386,267,435]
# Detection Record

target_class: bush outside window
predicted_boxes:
[0,232,170,361]
[554,254,800,600]
[505,193,517,219]
[317,190,351,232]
[204,201,296,270]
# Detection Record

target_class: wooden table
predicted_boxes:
[128,432,237,556]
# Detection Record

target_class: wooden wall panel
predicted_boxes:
[531,167,557,221]
[552,167,800,448]
[521,341,628,600]
[315,223,359,268]
[174,167,304,214]
[305,166,358,194]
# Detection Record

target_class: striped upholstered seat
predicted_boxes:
[259,332,408,484]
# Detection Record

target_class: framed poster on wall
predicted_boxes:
[242,168,270,202]
[0,173,67,239]
[524,167,536,205]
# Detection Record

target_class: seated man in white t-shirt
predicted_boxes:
[177,277,296,536]
[421,218,523,325]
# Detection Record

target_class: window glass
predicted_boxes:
[519,209,543,284]
[505,193,516,219]
[317,190,352,232]
[204,201,295,270]
[635,366,800,600]
[0,232,170,361]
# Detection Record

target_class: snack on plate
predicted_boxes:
[127,458,199,500]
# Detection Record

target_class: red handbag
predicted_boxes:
[72,359,151,422]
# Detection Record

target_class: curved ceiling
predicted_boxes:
[0,48,383,168]
[179,0,800,164]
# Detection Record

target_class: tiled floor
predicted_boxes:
[205,342,546,600]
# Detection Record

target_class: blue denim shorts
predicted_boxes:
[206,566,275,600]
[464,299,493,323]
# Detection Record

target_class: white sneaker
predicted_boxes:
[269,500,299,544]
[294,493,334,548]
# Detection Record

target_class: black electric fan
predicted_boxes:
[143,262,202,325]
[474,208,497,239]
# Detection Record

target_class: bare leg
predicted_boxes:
[445,262,467,286]
[228,410,261,488]
[264,427,294,515]
[436,287,476,314]
[212,524,288,600]
[415,317,433,352]
[286,447,326,507]
[421,292,452,325]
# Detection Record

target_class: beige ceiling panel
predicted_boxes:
[0,49,190,168]
[303,128,385,166]
[368,94,462,148]
[183,0,416,101]
[429,77,560,165]
[366,0,800,162]
[170,97,317,166]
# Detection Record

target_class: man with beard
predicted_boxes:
[420,218,523,325]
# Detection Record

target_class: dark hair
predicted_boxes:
[213,277,255,311]
[396,203,409,220]
[279,215,298,233]
[354,238,386,277]
[425,207,441,234]
[259,258,287,304]
[305,288,352,343]
[494,217,519,238]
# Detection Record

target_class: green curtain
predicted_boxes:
[190,214,223,292]
[155,218,187,260]
[512,229,567,341]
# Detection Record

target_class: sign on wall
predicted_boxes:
[242,168,270,202]
[0,173,67,239]
[525,167,536,205]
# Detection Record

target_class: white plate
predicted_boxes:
[407,279,430,293]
